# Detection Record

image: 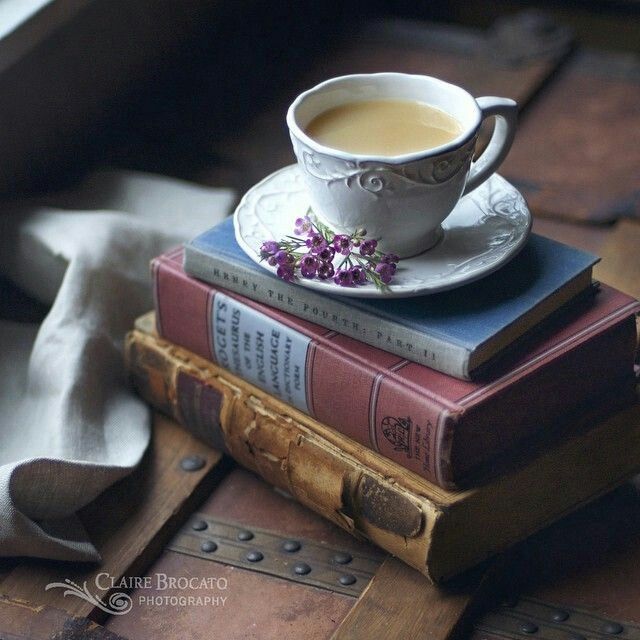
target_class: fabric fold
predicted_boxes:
[0,169,234,560]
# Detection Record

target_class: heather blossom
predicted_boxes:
[294,216,313,235]
[334,268,354,287]
[299,254,319,278]
[375,262,394,284]
[318,246,335,262]
[274,250,294,266]
[305,232,327,253]
[260,240,280,258]
[258,209,399,290]
[333,234,352,255]
[359,239,378,256]
[276,264,294,282]
[351,265,368,285]
[317,261,335,280]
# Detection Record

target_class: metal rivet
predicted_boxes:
[567,635,586,640]
[551,610,569,623]
[201,540,217,553]
[519,622,538,634]
[237,530,254,541]
[602,622,624,635]
[282,540,301,553]
[246,550,264,562]
[333,552,353,565]
[293,562,312,575]
[191,520,208,531]
[338,574,357,586]
[180,455,206,472]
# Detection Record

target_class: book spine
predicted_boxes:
[154,255,458,488]
[183,242,470,378]
[125,329,440,581]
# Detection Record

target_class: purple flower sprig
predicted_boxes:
[259,209,399,290]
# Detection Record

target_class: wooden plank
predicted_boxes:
[594,219,640,300]
[503,50,640,223]
[0,414,229,621]
[0,595,128,639]
[106,467,370,640]
[331,558,498,640]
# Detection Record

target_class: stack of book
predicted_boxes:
[126,216,640,583]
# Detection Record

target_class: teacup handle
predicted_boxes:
[462,97,518,197]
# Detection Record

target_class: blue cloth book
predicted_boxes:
[183,217,598,379]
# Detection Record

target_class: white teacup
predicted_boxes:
[286,73,517,258]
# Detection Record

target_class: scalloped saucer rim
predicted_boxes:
[233,165,532,298]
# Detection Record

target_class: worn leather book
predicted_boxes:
[154,246,639,489]
[125,316,640,583]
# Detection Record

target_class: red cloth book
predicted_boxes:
[153,248,639,489]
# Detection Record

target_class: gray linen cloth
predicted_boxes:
[0,170,234,561]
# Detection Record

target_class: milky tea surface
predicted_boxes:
[305,99,463,155]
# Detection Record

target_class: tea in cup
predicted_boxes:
[305,98,464,156]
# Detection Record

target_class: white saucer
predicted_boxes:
[233,165,532,298]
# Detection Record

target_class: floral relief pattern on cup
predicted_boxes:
[293,135,477,197]
[470,183,528,238]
